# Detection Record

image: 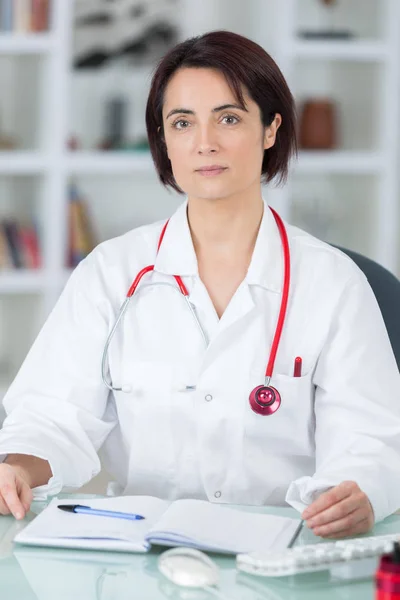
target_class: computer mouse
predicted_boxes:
[158,547,220,588]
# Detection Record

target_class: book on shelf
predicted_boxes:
[0,0,50,33]
[68,183,97,268]
[0,218,41,270]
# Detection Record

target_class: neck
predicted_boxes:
[187,189,264,262]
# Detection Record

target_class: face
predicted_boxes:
[161,67,281,202]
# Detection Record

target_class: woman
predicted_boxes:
[0,31,399,540]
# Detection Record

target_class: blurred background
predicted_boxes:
[0,0,399,427]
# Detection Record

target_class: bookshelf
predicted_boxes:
[0,152,47,173]
[0,0,399,404]
[295,150,385,174]
[290,39,389,61]
[67,152,154,175]
[253,0,400,271]
[0,33,53,53]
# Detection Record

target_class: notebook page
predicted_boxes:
[14,496,169,552]
[147,499,301,554]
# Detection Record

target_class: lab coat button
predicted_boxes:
[214,491,221,498]
[205,394,213,402]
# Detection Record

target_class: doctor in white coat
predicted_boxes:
[1,31,400,539]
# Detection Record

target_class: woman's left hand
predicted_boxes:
[301,481,375,539]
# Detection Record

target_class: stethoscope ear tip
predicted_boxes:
[121,384,132,393]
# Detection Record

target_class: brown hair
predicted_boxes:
[146,30,297,193]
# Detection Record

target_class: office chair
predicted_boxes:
[332,245,400,370]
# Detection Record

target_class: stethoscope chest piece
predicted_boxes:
[249,385,281,416]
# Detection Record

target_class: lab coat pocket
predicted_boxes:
[244,370,316,457]
[119,360,177,496]
[124,360,173,403]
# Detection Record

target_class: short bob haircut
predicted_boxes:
[146,30,297,193]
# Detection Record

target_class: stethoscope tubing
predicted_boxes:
[102,281,209,392]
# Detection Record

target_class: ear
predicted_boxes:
[263,113,282,150]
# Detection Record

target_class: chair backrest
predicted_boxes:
[332,245,400,370]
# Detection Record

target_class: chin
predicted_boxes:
[185,183,236,202]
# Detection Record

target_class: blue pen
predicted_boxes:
[57,504,145,521]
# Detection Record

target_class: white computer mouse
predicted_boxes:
[158,547,220,588]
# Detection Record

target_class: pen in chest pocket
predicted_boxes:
[293,357,303,377]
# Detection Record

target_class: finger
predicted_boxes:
[306,492,365,528]
[19,482,33,514]
[302,482,356,520]
[320,517,372,539]
[0,483,26,520]
[0,495,12,516]
[312,507,368,537]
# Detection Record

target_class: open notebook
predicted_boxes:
[14,496,302,555]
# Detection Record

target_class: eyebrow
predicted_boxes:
[165,103,248,120]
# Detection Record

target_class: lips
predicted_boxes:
[196,165,227,172]
[195,165,228,176]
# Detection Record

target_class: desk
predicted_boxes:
[1,495,400,600]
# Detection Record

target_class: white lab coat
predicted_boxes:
[1,199,400,522]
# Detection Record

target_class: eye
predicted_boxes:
[172,119,190,130]
[221,114,240,125]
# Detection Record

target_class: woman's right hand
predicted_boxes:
[0,463,33,519]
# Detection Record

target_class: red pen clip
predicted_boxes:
[293,356,302,377]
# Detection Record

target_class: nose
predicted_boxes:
[196,123,219,155]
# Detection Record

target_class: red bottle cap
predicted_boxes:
[375,543,400,599]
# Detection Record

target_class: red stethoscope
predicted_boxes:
[102,206,290,416]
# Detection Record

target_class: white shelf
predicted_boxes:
[0,34,54,54]
[0,270,47,293]
[0,152,48,174]
[67,152,154,175]
[295,151,385,174]
[288,40,389,61]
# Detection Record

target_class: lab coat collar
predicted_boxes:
[154,198,284,293]
[154,200,198,277]
[245,199,283,294]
